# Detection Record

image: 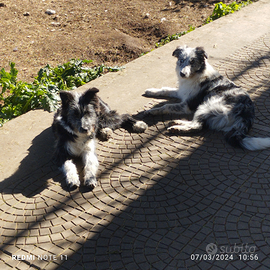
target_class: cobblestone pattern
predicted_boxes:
[0,33,270,269]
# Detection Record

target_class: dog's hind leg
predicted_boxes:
[99,127,114,141]
[168,120,203,134]
[97,110,147,140]
[133,120,148,132]
[120,114,148,133]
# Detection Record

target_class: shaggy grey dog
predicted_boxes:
[144,45,270,151]
[53,88,147,190]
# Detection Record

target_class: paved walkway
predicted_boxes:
[1,1,270,269]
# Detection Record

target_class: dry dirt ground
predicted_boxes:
[0,0,235,83]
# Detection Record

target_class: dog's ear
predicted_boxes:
[81,88,101,113]
[82,88,100,105]
[172,46,183,58]
[195,47,208,59]
[60,91,74,108]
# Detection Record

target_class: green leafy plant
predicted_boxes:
[205,0,253,23]
[36,59,120,90]
[155,25,195,48]
[0,60,121,126]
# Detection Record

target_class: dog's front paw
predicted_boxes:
[168,124,195,134]
[168,120,186,126]
[99,127,113,141]
[84,177,97,190]
[66,177,80,190]
[144,88,160,97]
[133,121,148,133]
[167,125,183,134]
[63,160,80,190]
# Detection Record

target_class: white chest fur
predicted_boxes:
[178,78,201,101]
[67,135,96,157]
[177,61,218,102]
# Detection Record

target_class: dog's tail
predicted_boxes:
[225,129,270,151]
[241,137,270,151]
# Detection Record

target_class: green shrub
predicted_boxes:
[205,0,253,23]
[0,60,121,126]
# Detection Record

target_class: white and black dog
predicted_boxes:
[53,87,147,190]
[144,45,270,151]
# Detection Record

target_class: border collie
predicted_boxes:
[53,87,148,190]
[144,45,270,151]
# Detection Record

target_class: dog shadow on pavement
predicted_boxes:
[0,127,59,197]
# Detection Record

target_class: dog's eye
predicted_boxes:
[190,59,195,64]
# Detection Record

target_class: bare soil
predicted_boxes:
[0,0,234,83]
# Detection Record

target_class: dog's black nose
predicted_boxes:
[180,72,186,78]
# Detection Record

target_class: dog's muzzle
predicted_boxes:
[79,125,96,138]
[179,66,191,78]
[80,127,89,133]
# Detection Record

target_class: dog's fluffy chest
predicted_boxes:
[67,135,95,156]
[177,62,218,102]
[178,78,201,101]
